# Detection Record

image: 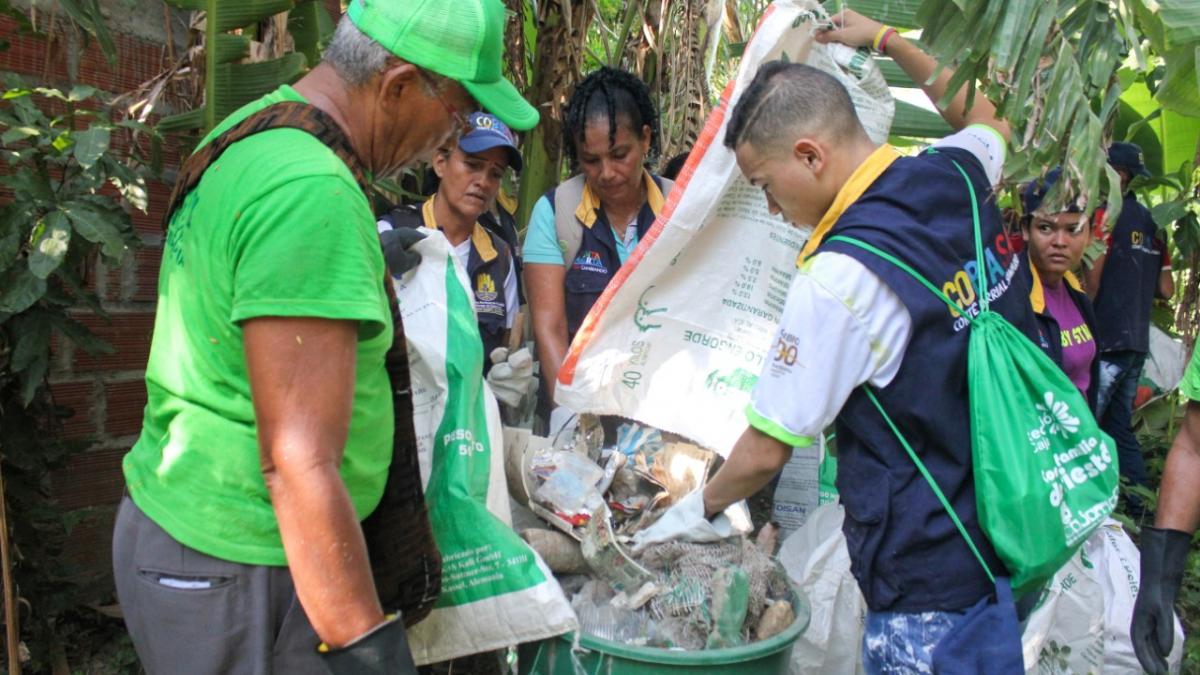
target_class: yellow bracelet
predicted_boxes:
[872,25,893,52]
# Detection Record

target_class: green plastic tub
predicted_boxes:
[517,588,810,675]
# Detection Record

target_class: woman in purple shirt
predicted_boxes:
[1020,168,1101,410]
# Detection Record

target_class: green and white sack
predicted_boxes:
[396,229,576,664]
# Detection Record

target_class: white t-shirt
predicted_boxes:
[746,126,1007,447]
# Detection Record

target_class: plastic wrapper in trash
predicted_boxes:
[706,566,750,649]
[551,412,605,459]
[616,422,664,459]
[572,579,655,645]
[520,528,589,575]
[580,503,655,592]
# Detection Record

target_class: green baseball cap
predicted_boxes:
[346,0,539,131]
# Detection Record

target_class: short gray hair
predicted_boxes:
[322,16,394,86]
[724,61,866,152]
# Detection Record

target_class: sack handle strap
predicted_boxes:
[863,388,996,583]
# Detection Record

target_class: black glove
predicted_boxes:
[380,226,427,276]
[1132,526,1191,674]
[319,614,417,675]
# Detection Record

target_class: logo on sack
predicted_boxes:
[634,286,668,332]
[476,273,498,302]
[1035,392,1081,439]
[705,368,759,396]
[572,250,608,274]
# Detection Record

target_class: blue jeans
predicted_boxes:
[1095,350,1149,490]
[862,609,966,674]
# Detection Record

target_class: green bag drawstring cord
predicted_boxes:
[863,389,996,583]
[826,156,997,583]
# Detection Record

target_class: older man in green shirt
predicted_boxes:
[113,1,536,672]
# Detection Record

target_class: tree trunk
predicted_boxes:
[513,0,594,231]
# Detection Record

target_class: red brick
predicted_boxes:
[60,507,118,586]
[50,446,127,512]
[0,16,70,83]
[76,32,168,96]
[130,179,172,235]
[129,245,163,302]
[48,380,97,440]
[71,311,155,373]
[103,379,147,437]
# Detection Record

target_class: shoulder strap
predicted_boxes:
[863,387,996,583]
[824,156,988,327]
[163,101,370,229]
[552,175,587,266]
[826,235,978,328]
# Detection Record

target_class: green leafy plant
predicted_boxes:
[0,73,156,671]
[157,0,335,134]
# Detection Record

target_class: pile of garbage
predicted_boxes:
[511,415,796,650]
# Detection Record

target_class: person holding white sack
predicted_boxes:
[377,113,535,409]
[633,9,1040,672]
[523,68,674,431]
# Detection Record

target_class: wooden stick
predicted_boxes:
[0,458,20,675]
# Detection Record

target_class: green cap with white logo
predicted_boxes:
[346,0,539,131]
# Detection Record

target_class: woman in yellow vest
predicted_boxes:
[522,67,673,423]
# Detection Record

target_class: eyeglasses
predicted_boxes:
[418,69,473,138]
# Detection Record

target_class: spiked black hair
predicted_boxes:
[562,66,661,168]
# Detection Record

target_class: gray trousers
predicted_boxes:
[112,496,325,675]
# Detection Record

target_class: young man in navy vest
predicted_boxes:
[1085,142,1174,513]
[632,10,1038,670]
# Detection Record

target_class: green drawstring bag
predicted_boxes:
[828,157,1119,598]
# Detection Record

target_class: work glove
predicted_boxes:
[380,226,427,276]
[486,347,537,408]
[319,614,417,675]
[629,489,738,553]
[1131,526,1191,674]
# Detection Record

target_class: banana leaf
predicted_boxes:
[829,0,923,30]
[891,99,951,139]
[210,0,295,33]
[1120,78,1200,177]
[210,53,308,125]
[289,0,335,68]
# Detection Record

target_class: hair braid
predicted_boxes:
[562,67,661,168]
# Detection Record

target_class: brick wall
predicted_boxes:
[1,0,346,579]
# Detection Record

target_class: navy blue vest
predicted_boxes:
[820,147,1039,613]
[1093,192,1162,354]
[548,176,665,340]
[383,206,513,366]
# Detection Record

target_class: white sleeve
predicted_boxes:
[746,252,912,446]
[377,218,393,234]
[503,256,519,329]
[932,124,1007,186]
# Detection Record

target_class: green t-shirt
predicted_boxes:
[1183,342,1200,402]
[123,85,393,566]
